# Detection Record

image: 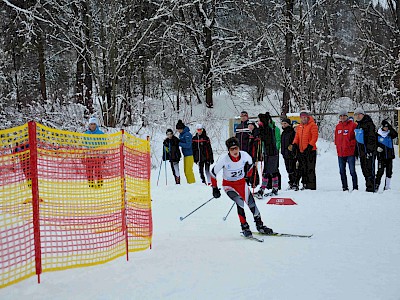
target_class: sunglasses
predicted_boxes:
[196,129,203,131]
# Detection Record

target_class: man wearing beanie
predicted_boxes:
[235,111,251,153]
[334,110,358,191]
[176,120,196,184]
[210,137,273,238]
[291,110,318,190]
[375,120,398,191]
[354,108,377,192]
[84,116,105,188]
[163,129,182,184]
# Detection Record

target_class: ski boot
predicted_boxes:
[264,187,278,197]
[254,188,264,199]
[241,222,252,237]
[255,216,273,235]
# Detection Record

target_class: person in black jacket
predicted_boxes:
[375,120,398,190]
[163,129,182,184]
[247,121,261,188]
[255,113,280,198]
[281,118,298,190]
[354,108,377,192]
[235,111,251,153]
[192,124,214,185]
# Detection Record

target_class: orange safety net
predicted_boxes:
[0,122,152,288]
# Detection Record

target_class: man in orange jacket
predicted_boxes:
[290,110,319,190]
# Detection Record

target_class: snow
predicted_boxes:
[1,137,400,299]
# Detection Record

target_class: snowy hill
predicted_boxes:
[2,136,400,299]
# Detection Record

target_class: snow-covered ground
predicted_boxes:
[2,137,400,300]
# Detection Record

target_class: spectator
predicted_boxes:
[176,120,196,184]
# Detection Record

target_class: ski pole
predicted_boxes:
[222,203,235,221]
[156,158,163,186]
[179,196,215,221]
[164,146,168,185]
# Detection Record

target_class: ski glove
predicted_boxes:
[305,144,313,153]
[377,147,383,153]
[212,187,221,198]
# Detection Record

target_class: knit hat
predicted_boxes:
[225,137,240,150]
[338,109,348,116]
[300,110,309,117]
[248,121,256,127]
[166,129,173,134]
[196,124,203,130]
[354,107,365,115]
[88,116,99,126]
[176,120,185,130]
[281,118,291,125]
[381,120,390,128]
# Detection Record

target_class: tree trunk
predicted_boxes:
[282,0,294,116]
[204,23,213,108]
[37,33,47,101]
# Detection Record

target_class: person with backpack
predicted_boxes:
[375,120,398,191]
[281,118,298,190]
[334,109,358,191]
[176,120,196,184]
[192,124,214,185]
[163,129,182,184]
[354,108,377,192]
[210,137,273,238]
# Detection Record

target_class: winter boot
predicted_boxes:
[264,187,278,197]
[384,177,391,190]
[254,188,264,199]
[175,176,181,184]
[254,216,273,235]
[241,222,252,237]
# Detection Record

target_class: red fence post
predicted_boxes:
[28,121,42,283]
[147,136,152,250]
[120,130,129,261]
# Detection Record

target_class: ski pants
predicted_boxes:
[223,181,260,225]
[376,158,393,186]
[198,161,211,184]
[170,161,180,178]
[183,155,196,184]
[360,154,375,191]
[298,150,317,190]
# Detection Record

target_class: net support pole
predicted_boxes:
[28,121,42,283]
[147,136,152,250]
[120,130,129,261]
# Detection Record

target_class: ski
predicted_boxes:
[240,233,264,242]
[253,232,313,238]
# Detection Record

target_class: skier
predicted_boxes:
[354,108,377,192]
[290,110,318,190]
[84,116,105,188]
[375,120,398,190]
[163,129,182,184]
[254,112,280,198]
[281,117,297,190]
[334,109,358,191]
[235,111,251,153]
[176,120,196,184]
[192,124,214,185]
[211,137,273,238]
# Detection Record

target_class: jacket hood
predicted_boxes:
[358,114,373,124]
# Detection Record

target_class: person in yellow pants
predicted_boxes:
[176,120,196,184]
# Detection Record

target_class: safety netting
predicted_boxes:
[0,122,152,288]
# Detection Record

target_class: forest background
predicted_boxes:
[0,1,398,147]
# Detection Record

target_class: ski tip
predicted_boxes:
[222,217,226,221]
[179,217,183,221]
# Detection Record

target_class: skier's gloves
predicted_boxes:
[377,147,383,153]
[212,187,221,198]
[305,144,313,153]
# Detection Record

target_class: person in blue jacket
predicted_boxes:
[84,116,105,188]
[176,120,196,184]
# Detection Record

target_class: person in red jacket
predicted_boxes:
[290,110,318,190]
[334,109,358,191]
